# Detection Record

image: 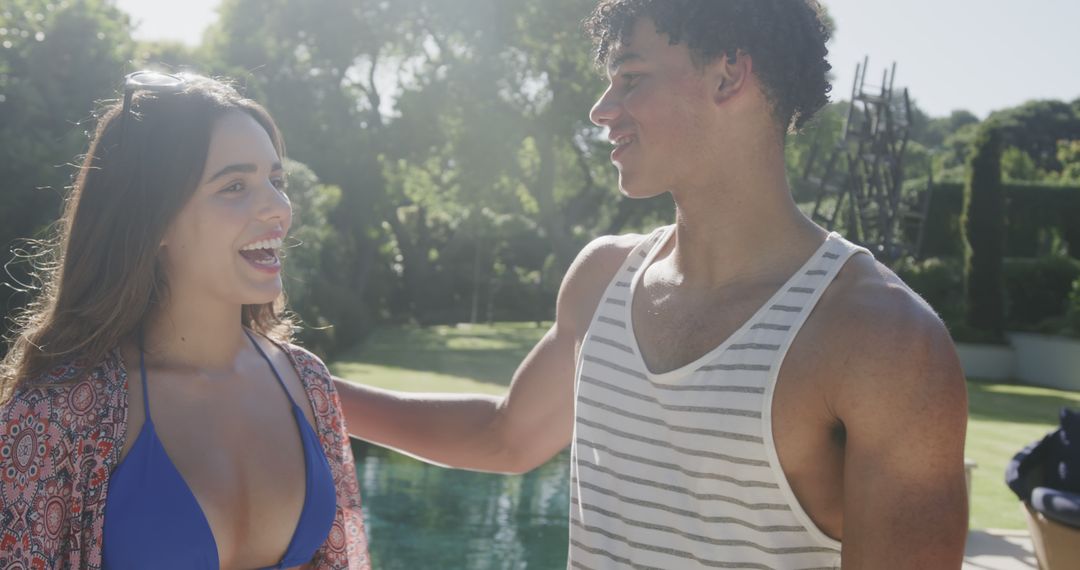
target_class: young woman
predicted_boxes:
[0,72,370,569]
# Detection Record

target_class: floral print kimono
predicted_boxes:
[0,344,370,569]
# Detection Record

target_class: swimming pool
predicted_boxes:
[354,441,571,569]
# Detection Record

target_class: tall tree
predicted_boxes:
[989,100,1080,172]
[962,124,1006,339]
[0,0,134,336]
[204,0,418,343]
[202,0,667,329]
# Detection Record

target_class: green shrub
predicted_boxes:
[914,182,1080,259]
[905,256,1080,338]
[913,181,965,258]
[963,126,1006,340]
[896,257,964,322]
[947,322,1013,345]
[1003,256,1080,330]
[1068,278,1080,335]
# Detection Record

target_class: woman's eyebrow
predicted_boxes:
[205,161,283,184]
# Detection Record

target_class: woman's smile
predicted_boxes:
[239,235,284,274]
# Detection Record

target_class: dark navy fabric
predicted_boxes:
[1031,487,1080,529]
[1007,407,1080,525]
[102,330,337,569]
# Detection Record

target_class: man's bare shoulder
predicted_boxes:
[813,257,969,567]
[569,232,648,277]
[556,232,652,335]
[812,252,966,415]
[819,253,943,340]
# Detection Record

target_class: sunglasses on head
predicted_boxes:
[119,70,187,143]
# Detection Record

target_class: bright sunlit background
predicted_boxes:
[3,2,1080,567]
[115,0,1080,118]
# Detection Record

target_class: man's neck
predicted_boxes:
[664,144,827,289]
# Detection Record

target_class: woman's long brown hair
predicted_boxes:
[1,74,294,403]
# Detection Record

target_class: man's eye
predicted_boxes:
[623,73,641,87]
[222,182,245,193]
[271,177,288,191]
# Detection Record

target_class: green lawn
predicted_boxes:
[966,381,1080,529]
[331,322,1080,530]
[330,322,550,395]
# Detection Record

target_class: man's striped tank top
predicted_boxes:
[569,226,870,570]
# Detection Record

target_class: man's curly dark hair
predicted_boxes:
[583,0,833,133]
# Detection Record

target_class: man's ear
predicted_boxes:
[711,50,752,105]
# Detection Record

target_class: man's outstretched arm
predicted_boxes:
[834,285,969,568]
[333,235,642,474]
[332,322,573,474]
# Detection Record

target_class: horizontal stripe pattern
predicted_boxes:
[576,417,771,468]
[751,324,791,332]
[575,473,789,512]
[573,509,834,554]
[729,343,781,351]
[581,375,762,418]
[571,520,837,570]
[573,494,800,533]
[583,354,648,380]
[571,228,849,569]
[590,336,636,354]
[578,396,764,443]
[597,316,627,329]
[575,446,781,493]
[698,363,771,373]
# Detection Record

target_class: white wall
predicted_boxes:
[956,334,1080,391]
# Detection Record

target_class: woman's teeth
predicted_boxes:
[238,237,283,269]
[240,237,284,252]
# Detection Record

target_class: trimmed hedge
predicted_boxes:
[899,256,1080,335]
[1069,278,1080,335]
[895,257,964,323]
[1002,256,1080,328]
[914,181,1080,259]
[963,127,1006,337]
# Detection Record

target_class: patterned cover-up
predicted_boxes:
[0,343,371,569]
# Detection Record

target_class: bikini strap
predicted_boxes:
[244,329,298,408]
[137,335,153,423]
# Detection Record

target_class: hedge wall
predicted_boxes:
[897,255,1080,334]
[912,181,1080,259]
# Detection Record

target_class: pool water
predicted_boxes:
[354,441,571,569]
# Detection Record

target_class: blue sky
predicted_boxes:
[116,0,1080,119]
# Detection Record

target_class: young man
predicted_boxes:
[335,1,969,568]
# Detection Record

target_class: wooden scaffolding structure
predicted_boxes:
[801,58,931,264]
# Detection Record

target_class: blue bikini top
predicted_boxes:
[102,330,337,569]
